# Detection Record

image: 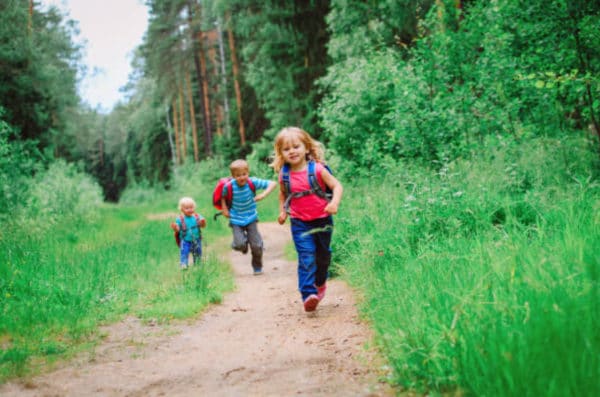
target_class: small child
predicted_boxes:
[271,126,343,312]
[220,159,277,275]
[171,197,206,270]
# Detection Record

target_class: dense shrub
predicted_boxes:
[320,0,600,176]
[0,112,43,216]
[23,160,102,228]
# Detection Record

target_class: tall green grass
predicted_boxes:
[335,137,599,396]
[0,204,234,380]
[0,158,280,382]
[0,162,238,382]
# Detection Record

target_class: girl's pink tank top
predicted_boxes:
[281,162,329,221]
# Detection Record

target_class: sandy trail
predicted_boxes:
[0,222,393,396]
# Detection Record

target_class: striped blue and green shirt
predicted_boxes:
[224,177,271,226]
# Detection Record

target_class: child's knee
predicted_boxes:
[298,253,315,269]
[232,242,247,251]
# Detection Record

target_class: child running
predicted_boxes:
[171,197,206,270]
[271,126,343,312]
[220,159,277,275]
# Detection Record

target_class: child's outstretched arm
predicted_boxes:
[220,197,230,218]
[170,222,180,232]
[322,169,343,215]
[255,180,277,201]
[277,187,287,224]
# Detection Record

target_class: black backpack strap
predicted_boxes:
[281,164,293,212]
[307,160,329,200]
[281,164,291,197]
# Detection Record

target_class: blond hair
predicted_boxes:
[229,159,249,175]
[270,126,325,172]
[178,196,196,211]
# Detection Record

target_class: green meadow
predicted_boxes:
[2,138,598,397]
[0,168,233,380]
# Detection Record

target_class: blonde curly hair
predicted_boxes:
[178,196,196,212]
[270,126,325,172]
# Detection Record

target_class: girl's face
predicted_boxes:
[232,168,249,187]
[182,202,195,216]
[280,136,308,168]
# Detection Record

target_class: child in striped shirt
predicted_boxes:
[220,159,277,275]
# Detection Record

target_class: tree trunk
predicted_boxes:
[215,98,224,137]
[178,84,187,162]
[216,19,231,139]
[166,106,176,167]
[98,137,104,167]
[172,99,181,164]
[28,0,33,34]
[198,30,213,142]
[227,25,246,146]
[188,1,213,157]
[185,70,199,162]
[206,31,223,136]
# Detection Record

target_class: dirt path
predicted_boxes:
[0,222,394,396]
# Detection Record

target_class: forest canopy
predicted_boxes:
[1,0,598,202]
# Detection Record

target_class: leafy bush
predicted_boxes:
[0,111,43,216]
[118,180,167,206]
[170,157,226,193]
[23,160,102,228]
[320,0,600,177]
[320,52,403,176]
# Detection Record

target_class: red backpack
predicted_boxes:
[172,214,202,247]
[212,177,256,213]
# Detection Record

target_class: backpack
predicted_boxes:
[173,213,202,247]
[281,160,333,212]
[212,177,256,219]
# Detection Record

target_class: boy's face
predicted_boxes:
[182,203,195,216]
[232,168,249,187]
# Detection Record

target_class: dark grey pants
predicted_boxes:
[231,221,263,270]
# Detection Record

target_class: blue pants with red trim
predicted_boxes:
[290,216,333,301]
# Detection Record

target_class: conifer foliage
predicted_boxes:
[0,0,598,199]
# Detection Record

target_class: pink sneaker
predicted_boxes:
[316,283,327,301]
[303,294,319,312]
